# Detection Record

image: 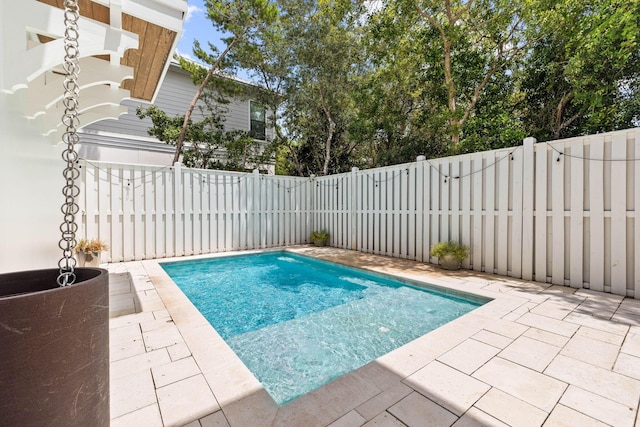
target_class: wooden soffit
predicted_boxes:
[37,0,178,102]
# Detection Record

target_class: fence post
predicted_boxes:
[253,169,260,248]
[521,137,536,280]
[416,156,426,262]
[351,167,359,250]
[173,162,183,257]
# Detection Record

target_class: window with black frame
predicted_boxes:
[250,102,266,140]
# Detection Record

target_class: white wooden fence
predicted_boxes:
[79,127,640,298]
[79,162,313,262]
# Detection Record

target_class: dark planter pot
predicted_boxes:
[0,268,110,426]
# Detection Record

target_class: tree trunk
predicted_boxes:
[173,39,239,165]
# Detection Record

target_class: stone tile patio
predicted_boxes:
[107,247,640,427]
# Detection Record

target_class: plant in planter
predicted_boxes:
[74,239,109,267]
[309,230,330,246]
[430,241,469,271]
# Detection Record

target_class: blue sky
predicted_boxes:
[176,0,226,63]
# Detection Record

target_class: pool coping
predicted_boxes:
[112,246,640,426]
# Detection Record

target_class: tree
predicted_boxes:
[520,0,640,140]
[402,0,527,147]
[172,0,278,165]
[137,86,265,171]
[231,0,365,176]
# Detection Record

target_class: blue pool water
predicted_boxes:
[161,252,486,405]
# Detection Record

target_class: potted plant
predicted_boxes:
[430,241,469,270]
[309,230,330,246]
[75,238,109,267]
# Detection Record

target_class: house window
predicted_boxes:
[250,102,266,140]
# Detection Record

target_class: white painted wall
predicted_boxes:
[0,96,67,273]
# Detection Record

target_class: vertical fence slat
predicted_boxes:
[394,171,401,257]
[162,167,171,257]
[471,154,483,271]
[610,133,627,295]
[551,143,565,285]
[451,161,460,243]
[522,138,535,280]
[484,153,496,274]
[430,164,440,263]
[511,146,524,278]
[460,157,471,270]
[155,169,166,258]
[408,165,416,260]
[590,136,605,291]
[423,162,431,262]
[441,164,450,244]
[132,168,144,260]
[415,158,424,262]
[534,144,548,283]
[497,152,509,276]
[570,144,584,288]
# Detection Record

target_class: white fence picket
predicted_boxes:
[590,136,605,292]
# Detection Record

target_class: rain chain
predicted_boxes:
[57,0,81,286]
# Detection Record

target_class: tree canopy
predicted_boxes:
[147,0,640,175]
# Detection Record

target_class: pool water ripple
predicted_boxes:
[161,252,484,405]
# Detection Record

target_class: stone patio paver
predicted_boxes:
[471,329,514,349]
[522,327,570,347]
[152,356,201,388]
[361,412,405,427]
[614,352,640,381]
[498,335,560,372]
[199,411,231,427]
[354,382,412,421]
[437,338,501,375]
[622,331,640,356]
[473,387,548,427]
[110,369,157,419]
[452,407,508,427]
[156,375,219,427]
[558,385,637,427]
[387,392,458,427]
[543,404,609,427]
[473,357,567,412]
[106,247,640,427]
[328,411,367,427]
[405,361,490,416]
[559,334,619,369]
[110,404,164,427]
[575,325,626,345]
[545,354,640,408]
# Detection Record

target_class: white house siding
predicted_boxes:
[0,95,71,273]
[81,63,273,166]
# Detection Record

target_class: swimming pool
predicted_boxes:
[161,251,487,405]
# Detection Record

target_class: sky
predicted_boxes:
[176,0,226,64]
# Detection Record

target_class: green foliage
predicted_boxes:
[136,105,264,171]
[520,0,640,140]
[225,0,640,173]
[430,241,469,260]
[309,230,330,241]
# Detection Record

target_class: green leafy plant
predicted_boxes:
[309,230,330,245]
[75,239,109,255]
[430,241,468,261]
